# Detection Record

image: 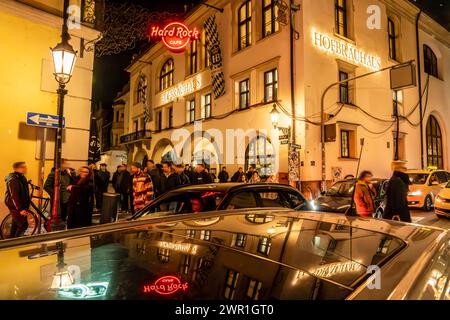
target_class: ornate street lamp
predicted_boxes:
[50,0,77,230]
[270,104,280,129]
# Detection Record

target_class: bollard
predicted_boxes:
[100,193,120,224]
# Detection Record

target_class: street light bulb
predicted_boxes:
[270,104,280,128]
[51,41,77,84]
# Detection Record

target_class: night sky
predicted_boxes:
[92,0,201,110]
[92,0,449,112]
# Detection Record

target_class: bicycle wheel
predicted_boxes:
[0,214,13,239]
[0,212,38,238]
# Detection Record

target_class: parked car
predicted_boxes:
[407,169,450,211]
[0,208,448,300]
[312,178,388,218]
[131,183,312,220]
[435,181,450,219]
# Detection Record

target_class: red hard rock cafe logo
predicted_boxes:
[149,22,200,53]
[143,276,189,296]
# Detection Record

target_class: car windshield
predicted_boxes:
[326,181,354,197]
[0,213,406,300]
[143,191,225,217]
[409,174,429,185]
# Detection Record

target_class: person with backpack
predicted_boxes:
[4,162,31,238]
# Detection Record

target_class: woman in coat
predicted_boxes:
[67,166,95,229]
[353,170,376,217]
[383,165,411,222]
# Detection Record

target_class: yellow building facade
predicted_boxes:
[0,0,101,218]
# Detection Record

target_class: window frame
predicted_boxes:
[223,269,240,300]
[339,71,349,104]
[388,18,397,60]
[234,233,247,248]
[188,39,198,75]
[160,59,174,91]
[257,236,272,255]
[238,0,252,51]
[335,0,348,37]
[246,278,263,300]
[155,110,162,132]
[168,106,173,129]
[262,0,279,38]
[186,99,196,124]
[426,115,444,169]
[239,79,250,109]
[264,69,278,103]
[340,129,350,158]
[423,44,438,78]
[202,93,212,119]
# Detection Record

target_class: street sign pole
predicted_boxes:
[38,127,47,234]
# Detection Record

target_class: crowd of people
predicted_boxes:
[4,157,414,238]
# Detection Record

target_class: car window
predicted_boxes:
[326,180,355,197]
[257,191,289,208]
[409,174,429,185]
[445,172,450,181]
[150,192,224,215]
[285,191,307,209]
[407,239,450,300]
[226,191,257,209]
[435,172,449,184]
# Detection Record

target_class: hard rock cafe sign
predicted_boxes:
[143,276,189,296]
[149,22,200,53]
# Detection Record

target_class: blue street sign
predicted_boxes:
[26,112,65,129]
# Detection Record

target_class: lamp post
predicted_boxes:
[50,0,77,230]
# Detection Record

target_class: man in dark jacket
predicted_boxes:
[160,161,181,194]
[231,167,244,182]
[44,159,76,222]
[145,160,162,199]
[246,165,255,181]
[4,162,31,238]
[115,165,133,213]
[94,163,110,210]
[111,165,121,193]
[218,166,229,183]
[174,163,190,186]
[192,163,212,184]
[383,165,411,222]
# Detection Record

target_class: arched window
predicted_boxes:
[160,59,174,91]
[426,115,444,169]
[423,45,438,78]
[238,0,252,50]
[245,136,275,178]
[136,74,147,104]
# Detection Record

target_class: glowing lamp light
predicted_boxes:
[270,104,280,128]
[51,270,74,289]
[51,40,77,84]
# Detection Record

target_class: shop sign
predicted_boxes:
[143,276,189,296]
[157,241,198,255]
[161,75,202,104]
[312,30,381,70]
[149,22,199,53]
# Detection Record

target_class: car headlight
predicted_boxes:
[310,200,317,210]
[409,190,422,196]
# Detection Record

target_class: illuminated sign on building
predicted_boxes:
[149,22,200,53]
[157,241,198,255]
[143,276,189,295]
[160,75,202,104]
[312,30,381,71]
[293,261,362,284]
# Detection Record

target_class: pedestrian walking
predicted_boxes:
[131,162,153,211]
[145,159,162,198]
[160,161,181,193]
[94,163,110,210]
[192,163,213,184]
[174,163,190,186]
[249,171,261,183]
[353,170,376,217]
[218,166,229,183]
[66,167,95,229]
[115,164,133,213]
[4,162,31,238]
[44,158,76,222]
[383,163,412,222]
[231,167,244,182]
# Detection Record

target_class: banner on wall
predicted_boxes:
[204,15,225,99]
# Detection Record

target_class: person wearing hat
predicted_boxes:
[130,162,153,211]
[383,161,411,222]
[94,163,110,210]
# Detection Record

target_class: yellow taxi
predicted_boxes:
[435,181,450,218]
[406,169,450,211]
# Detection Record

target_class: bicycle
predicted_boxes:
[0,181,51,239]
